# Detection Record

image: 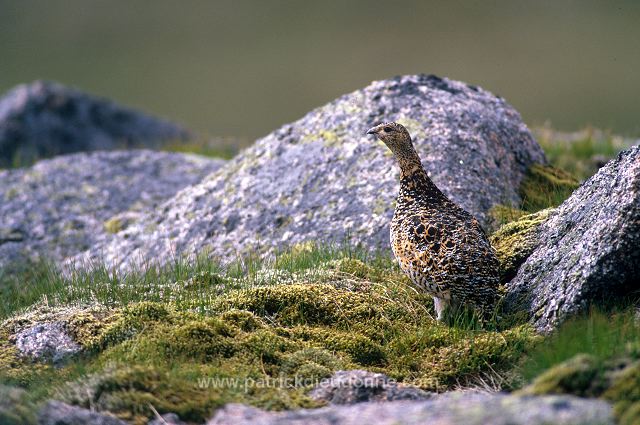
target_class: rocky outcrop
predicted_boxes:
[76,74,546,270]
[0,81,190,167]
[505,146,640,333]
[309,370,430,404]
[0,150,224,267]
[38,401,127,425]
[14,322,80,365]
[208,393,613,425]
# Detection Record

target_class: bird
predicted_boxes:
[366,122,500,321]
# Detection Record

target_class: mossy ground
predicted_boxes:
[0,246,536,424]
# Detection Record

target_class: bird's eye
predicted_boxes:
[383,126,393,132]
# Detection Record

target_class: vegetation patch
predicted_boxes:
[519,164,579,212]
[535,127,634,181]
[517,307,640,424]
[0,246,536,423]
[489,208,553,282]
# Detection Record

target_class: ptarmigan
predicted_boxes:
[367,122,499,321]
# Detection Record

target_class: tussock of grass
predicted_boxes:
[519,164,579,212]
[0,245,535,423]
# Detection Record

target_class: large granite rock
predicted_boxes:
[505,146,640,333]
[76,74,546,270]
[38,400,127,425]
[309,370,430,404]
[208,393,613,425]
[14,322,80,365]
[0,150,224,267]
[0,80,190,167]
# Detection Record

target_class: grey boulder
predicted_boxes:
[505,146,640,333]
[38,400,127,425]
[0,150,224,267]
[77,74,546,270]
[14,321,80,364]
[0,80,189,167]
[207,393,613,425]
[309,370,430,404]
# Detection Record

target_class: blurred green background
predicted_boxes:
[1,0,639,143]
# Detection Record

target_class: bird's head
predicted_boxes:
[366,122,412,153]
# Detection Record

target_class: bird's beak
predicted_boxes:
[366,127,378,135]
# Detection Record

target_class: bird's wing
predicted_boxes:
[397,210,497,283]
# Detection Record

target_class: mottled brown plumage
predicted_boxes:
[367,122,499,321]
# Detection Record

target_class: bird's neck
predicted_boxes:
[395,147,447,203]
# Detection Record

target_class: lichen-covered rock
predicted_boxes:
[489,208,554,282]
[38,400,127,425]
[0,150,224,267]
[1,304,114,368]
[505,146,640,333]
[14,322,80,364]
[0,80,190,167]
[309,370,431,405]
[76,74,546,270]
[207,393,614,425]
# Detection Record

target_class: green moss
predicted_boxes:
[211,284,391,328]
[91,302,173,350]
[331,258,375,280]
[520,163,579,212]
[487,205,528,229]
[390,325,534,389]
[521,355,640,424]
[518,354,603,397]
[103,217,123,234]
[220,310,265,332]
[280,348,344,382]
[289,326,386,366]
[489,208,553,282]
[604,361,640,425]
[59,364,225,425]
